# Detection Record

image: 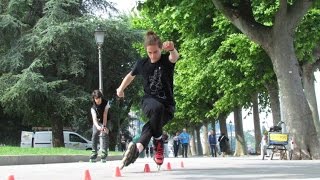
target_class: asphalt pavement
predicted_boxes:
[1,156,320,180]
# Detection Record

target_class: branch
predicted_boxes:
[211,0,271,48]
[287,0,314,30]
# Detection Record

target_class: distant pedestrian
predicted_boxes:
[173,132,180,157]
[218,133,229,157]
[179,128,190,158]
[162,131,169,157]
[208,130,217,157]
[120,135,127,152]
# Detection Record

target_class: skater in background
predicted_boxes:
[116,30,179,169]
[90,90,110,162]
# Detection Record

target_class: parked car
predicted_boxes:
[20,131,92,150]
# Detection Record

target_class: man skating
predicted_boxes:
[116,31,179,169]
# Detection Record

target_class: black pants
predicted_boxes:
[182,143,188,157]
[138,98,175,148]
[173,144,180,157]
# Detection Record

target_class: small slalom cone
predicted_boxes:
[166,162,172,171]
[7,175,15,180]
[144,164,151,173]
[180,161,184,168]
[114,166,122,177]
[83,169,91,180]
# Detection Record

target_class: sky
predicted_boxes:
[111,1,320,130]
[109,0,139,12]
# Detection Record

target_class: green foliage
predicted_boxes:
[295,9,320,62]
[0,0,142,146]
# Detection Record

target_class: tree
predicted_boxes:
[0,0,141,146]
[212,0,320,159]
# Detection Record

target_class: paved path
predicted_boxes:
[1,156,320,180]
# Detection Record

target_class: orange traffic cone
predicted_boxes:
[7,175,15,180]
[144,164,151,173]
[180,161,184,168]
[114,166,122,177]
[83,169,91,180]
[166,162,172,171]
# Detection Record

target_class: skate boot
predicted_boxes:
[101,151,108,163]
[119,142,139,169]
[153,138,164,170]
[89,151,98,162]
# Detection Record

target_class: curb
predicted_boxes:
[0,155,122,166]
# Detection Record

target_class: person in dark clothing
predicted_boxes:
[120,135,127,152]
[218,133,229,157]
[89,90,110,162]
[117,31,180,169]
[208,130,217,157]
[173,132,180,157]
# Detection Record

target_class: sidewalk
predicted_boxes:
[0,155,122,166]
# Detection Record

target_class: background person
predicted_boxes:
[90,90,110,162]
[179,128,190,158]
[208,129,217,157]
[218,132,229,157]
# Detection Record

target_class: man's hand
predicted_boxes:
[162,41,175,52]
[116,88,124,98]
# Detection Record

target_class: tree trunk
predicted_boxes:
[268,29,320,159]
[265,82,281,125]
[233,107,247,156]
[202,123,210,156]
[51,113,64,147]
[195,126,203,156]
[252,93,262,155]
[190,128,196,156]
[302,63,320,136]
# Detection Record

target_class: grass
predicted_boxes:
[0,146,123,156]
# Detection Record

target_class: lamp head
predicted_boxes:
[94,25,106,46]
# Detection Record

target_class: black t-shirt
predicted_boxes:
[92,98,109,121]
[131,53,176,105]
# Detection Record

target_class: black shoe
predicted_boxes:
[120,142,139,169]
[101,151,108,162]
[89,151,98,162]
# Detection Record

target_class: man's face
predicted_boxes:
[146,45,161,62]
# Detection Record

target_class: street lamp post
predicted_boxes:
[94,25,106,94]
[229,120,233,153]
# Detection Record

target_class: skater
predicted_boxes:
[89,90,110,162]
[116,30,179,169]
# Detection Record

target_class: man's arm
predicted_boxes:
[168,48,179,63]
[91,108,102,130]
[102,104,109,134]
[162,41,180,63]
[116,72,136,98]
